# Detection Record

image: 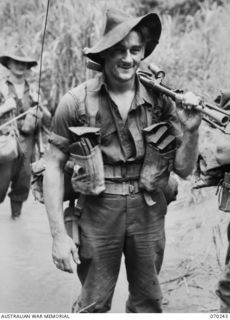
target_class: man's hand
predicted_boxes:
[176,91,202,132]
[52,232,80,273]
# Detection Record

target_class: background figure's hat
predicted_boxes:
[83,8,161,65]
[0,44,37,69]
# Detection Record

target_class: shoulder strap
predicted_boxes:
[0,81,9,101]
[145,105,152,127]
[141,89,163,127]
[69,78,100,128]
[85,80,100,127]
[137,72,164,126]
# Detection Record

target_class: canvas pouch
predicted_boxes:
[139,122,177,191]
[0,127,19,163]
[65,126,105,196]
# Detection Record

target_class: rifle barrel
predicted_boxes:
[139,74,229,127]
[0,106,38,131]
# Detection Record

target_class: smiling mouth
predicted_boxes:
[118,65,133,70]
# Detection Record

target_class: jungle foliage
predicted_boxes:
[0,0,229,112]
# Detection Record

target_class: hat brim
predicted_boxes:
[83,12,161,64]
[0,55,37,69]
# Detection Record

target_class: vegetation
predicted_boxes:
[0,0,229,108]
[0,0,229,198]
[148,0,230,100]
[0,0,135,111]
[0,0,229,110]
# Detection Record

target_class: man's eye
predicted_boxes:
[131,48,141,54]
[113,48,123,54]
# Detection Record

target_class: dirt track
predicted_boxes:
[161,185,229,313]
[0,185,228,313]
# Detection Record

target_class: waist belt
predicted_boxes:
[104,180,140,195]
[104,163,142,181]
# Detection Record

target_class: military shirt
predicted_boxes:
[0,77,34,130]
[51,73,182,165]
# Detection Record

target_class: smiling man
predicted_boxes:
[43,9,202,313]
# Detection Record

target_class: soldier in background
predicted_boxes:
[0,45,47,219]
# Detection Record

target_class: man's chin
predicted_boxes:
[117,73,135,82]
[13,72,26,77]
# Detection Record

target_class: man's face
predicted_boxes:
[7,59,29,77]
[103,30,145,83]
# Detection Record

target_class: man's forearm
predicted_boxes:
[43,164,66,238]
[174,130,199,178]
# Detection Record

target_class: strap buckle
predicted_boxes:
[129,182,135,194]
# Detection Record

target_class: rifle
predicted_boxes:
[86,60,230,133]
[138,64,230,133]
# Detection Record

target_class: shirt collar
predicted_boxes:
[133,75,153,108]
[7,75,28,86]
[93,72,153,107]
[88,73,106,92]
[6,76,29,96]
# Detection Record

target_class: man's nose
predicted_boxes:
[122,50,133,63]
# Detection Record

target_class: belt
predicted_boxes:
[104,180,140,195]
[104,163,142,181]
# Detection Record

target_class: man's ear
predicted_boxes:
[140,47,145,61]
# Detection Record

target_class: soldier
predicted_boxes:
[43,9,202,312]
[214,91,230,312]
[0,45,42,219]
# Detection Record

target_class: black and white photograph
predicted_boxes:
[0,0,230,314]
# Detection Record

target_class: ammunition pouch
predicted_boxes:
[193,140,230,189]
[21,107,42,135]
[31,158,79,204]
[193,91,230,189]
[31,158,46,203]
[0,127,19,163]
[104,163,141,181]
[139,122,177,192]
[65,126,105,196]
[217,172,230,212]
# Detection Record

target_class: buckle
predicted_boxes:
[129,183,135,194]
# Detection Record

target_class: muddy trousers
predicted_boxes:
[74,190,167,313]
[0,153,31,204]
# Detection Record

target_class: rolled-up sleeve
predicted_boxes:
[48,92,81,153]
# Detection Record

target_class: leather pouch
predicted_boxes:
[217,172,230,212]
